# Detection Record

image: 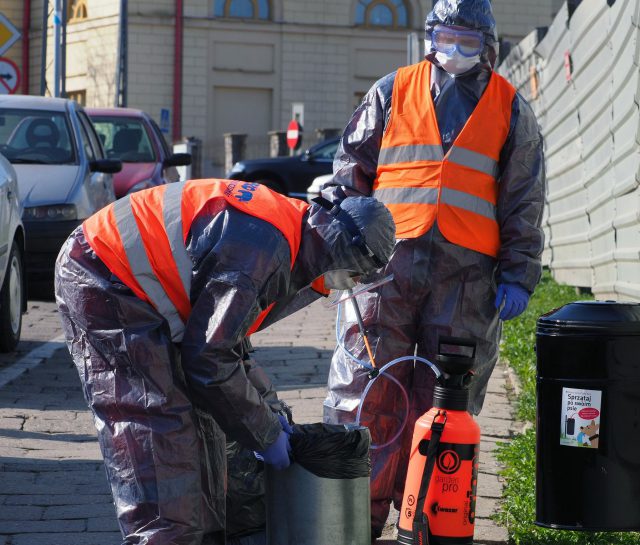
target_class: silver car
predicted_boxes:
[0,96,121,282]
[0,152,25,352]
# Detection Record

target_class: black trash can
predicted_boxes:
[536,301,640,531]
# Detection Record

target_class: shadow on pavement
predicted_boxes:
[251,345,334,392]
[27,279,56,302]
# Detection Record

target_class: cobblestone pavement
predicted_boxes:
[0,299,514,544]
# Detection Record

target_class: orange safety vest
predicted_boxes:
[83,179,311,342]
[373,60,516,257]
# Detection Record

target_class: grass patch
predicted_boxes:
[496,271,640,544]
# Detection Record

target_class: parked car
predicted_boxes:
[87,107,191,198]
[0,95,121,282]
[0,152,26,351]
[226,137,339,200]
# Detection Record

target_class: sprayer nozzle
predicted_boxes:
[368,368,379,379]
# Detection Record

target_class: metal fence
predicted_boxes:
[498,0,640,301]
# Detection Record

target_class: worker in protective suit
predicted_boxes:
[54,178,395,545]
[322,0,545,539]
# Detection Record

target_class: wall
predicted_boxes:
[493,0,565,44]
[499,0,640,301]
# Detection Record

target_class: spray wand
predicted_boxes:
[346,288,378,378]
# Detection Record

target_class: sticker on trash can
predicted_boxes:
[560,387,601,449]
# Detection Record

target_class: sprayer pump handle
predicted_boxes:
[436,336,477,376]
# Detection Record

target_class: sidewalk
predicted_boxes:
[0,299,515,544]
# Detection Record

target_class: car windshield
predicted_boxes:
[307,139,339,160]
[0,108,77,165]
[91,116,157,163]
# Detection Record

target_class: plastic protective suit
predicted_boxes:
[54,183,395,545]
[322,0,545,536]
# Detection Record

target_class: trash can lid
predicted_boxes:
[538,300,640,334]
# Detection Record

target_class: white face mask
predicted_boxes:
[435,50,480,76]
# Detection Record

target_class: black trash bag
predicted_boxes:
[226,440,266,537]
[289,423,371,479]
[193,409,227,534]
[227,530,266,545]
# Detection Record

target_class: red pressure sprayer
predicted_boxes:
[397,337,480,545]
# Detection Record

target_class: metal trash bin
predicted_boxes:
[265,423,371,545]
[535,301,640,530]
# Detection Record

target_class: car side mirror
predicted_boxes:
[90,159,122,174]
[164,153,192,168]
[301,150,314,163]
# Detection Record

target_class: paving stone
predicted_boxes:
[86,516,120,532]
[485,377,507,395]
[35,470,108,487]
[478,398,513,420]
[10,532,121,545]
[476,496,502,518]
[22,418,94,434]
[43,503,117,520]
[1,519,86,533]
[474,517,509,544]
[4,494,112,506]
[478,454,504,475]
[0,417,24,430]
[476,415,514,439]
[477,473,504,499]
[0,505,44,520]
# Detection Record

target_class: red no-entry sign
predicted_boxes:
[287,119,302,150]
[0,57,20,95]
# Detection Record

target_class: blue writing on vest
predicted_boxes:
[235,182,260,203]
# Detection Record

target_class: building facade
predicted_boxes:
[2,0,564,175]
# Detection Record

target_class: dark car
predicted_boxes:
[226,137,339,200]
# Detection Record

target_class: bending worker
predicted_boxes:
[322,0,546,539]
[55,178,395,544]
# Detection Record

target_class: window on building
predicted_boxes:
[214,0,271,20]
[68,0,88,22]
[355,0,409,28]
[67,90,87,106]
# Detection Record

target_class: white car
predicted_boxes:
[306,173,333,202]
[0,95,121,283]
[0,152,25,352]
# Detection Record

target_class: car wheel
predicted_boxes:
[256,179,285,195]
[0,241,24,352]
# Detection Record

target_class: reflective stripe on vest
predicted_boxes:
[83,180,310,342]
[163,182,193,302]
[113,194,186,340]
[373,60,515,256]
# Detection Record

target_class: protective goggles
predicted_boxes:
[432,25,484,58]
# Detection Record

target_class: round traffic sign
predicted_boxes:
[0,57,20,95]
[287,119,302,150]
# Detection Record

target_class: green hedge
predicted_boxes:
[495,271,640,545]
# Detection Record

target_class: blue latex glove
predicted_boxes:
[278,414,294,435]
[257,430,291,470]
[494,283,530,321]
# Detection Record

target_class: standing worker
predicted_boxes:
[322,0,545,540]
[55,178,395,545]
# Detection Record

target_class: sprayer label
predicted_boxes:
[560,387,602,449]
